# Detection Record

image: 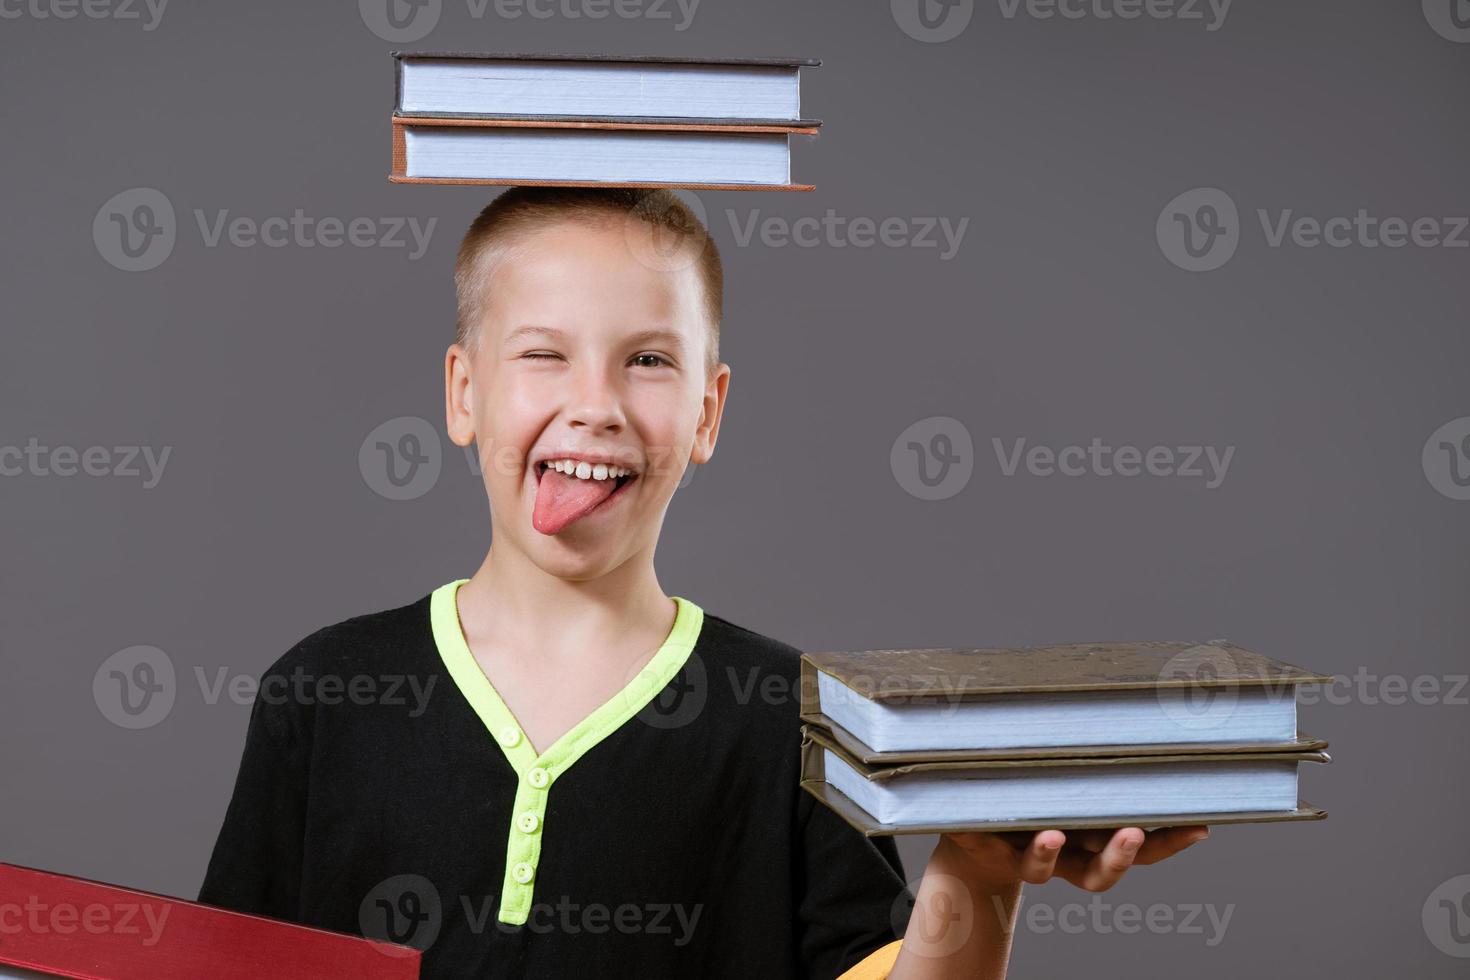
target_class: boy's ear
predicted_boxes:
[689,362,731,465]
[445,344,476,448]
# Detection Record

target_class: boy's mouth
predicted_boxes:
[531,457,639,535]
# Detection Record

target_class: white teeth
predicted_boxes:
[543,458,636,480]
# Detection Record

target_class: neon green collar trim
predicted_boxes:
[430,579,705,925]
[429,579,705,779]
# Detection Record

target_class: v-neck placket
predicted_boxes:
[429,579,704,925]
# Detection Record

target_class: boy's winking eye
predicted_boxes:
[501,324,691,374]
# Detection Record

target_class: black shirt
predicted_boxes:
[198,581,910,978]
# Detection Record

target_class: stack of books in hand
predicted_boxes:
[799,641,1332,835]
[389,52,821,190]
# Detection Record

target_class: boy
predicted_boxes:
[198,187,1208,978]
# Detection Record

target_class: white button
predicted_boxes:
[511,861,534,884]
[517,812,540,834]
[527,767,550,789]
[497,726,521,748]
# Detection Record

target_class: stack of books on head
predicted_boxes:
[389,52,821,190]
[799,641,1332,835]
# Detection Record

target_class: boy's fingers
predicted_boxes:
[1131,825,1210,866]
[1016,831,1065,884]
[1060,829,1115,853]
[1069,828,1145,892]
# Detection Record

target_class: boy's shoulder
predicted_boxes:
[694,608,812,725]
[258,590,435,682]
[698,609,805,671]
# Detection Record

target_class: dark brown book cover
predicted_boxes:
[800,640,1331,707]
[800,725,1331,837]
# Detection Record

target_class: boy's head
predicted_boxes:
[445,186,731,582]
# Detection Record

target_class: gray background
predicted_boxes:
[3,0,1469,976]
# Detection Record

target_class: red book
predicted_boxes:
[0,864,420,980]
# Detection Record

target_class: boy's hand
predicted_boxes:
[937,824,1210,894]
[886,826,1210,979]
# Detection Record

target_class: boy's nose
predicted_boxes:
[567,376,626,434]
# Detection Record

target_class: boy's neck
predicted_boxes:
[457,539,674,646]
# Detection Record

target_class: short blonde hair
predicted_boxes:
[454,186,723,371]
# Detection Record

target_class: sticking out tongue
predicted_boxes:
[532,468,620,535]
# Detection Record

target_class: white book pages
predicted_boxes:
[818,670,1298,752]
[403,127,791,185]
[824,749,1301,825]
[400,61,802,120]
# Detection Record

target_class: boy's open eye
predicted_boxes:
[631,353,670,369]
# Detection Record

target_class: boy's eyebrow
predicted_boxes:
[502,325,687,352]
[502,324,566,347]
[622,328,687,352]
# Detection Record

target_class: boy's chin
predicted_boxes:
[522,527,639,582]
